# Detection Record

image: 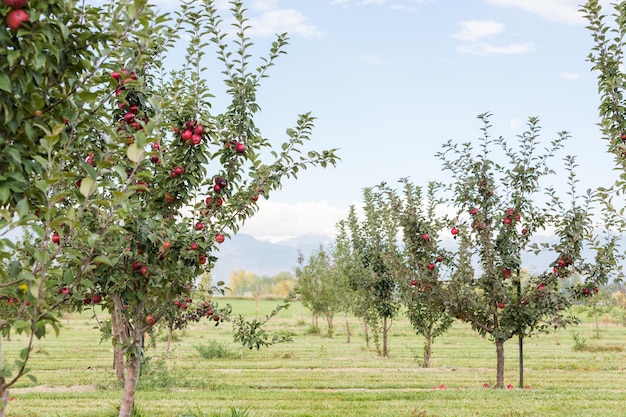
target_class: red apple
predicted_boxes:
[195,222,204,231]
[503,217,512,225]
[141,266,149,276]
[497,302,505,309]
[51,233,61,244]
[427,263,435,271]
[91,294,102,304]
[181,129,193,142]
[538,283,544,290]
[235,142,246,153]
[507,384,514,389]
[521,228,528,235]
[470,207,479,216]
[503,268,511,278]
[194,124,204,135]
[421,233,430,241]
[145,314,156,325]
[132,261,142,271]
[198,254,207,265]
[557,259,566,267]
[451,227,459,236]
[410,279,417,287]
[190,243,198,250]
[583,288,590,295]
[6,8,29,32]
[61,287,70,295]
[215,234,225,243]
[213,184,222,193]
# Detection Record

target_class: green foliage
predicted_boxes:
[136,356,174,390]
[295,245,343,336]
[178,405,251,417]
[334,187,403,356]
[231,296,294,350]
[1,1,339,415]
[193,341,239,360]
[377,179,453,367]
[435,114,587,387]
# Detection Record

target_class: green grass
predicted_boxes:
[3,298,626,416]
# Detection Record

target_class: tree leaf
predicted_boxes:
[127,143,144,163]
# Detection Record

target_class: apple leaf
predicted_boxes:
[79,176,95,198]
[93,255,113,267]
[127,143,145,163]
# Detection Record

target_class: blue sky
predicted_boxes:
[157,0,617,243]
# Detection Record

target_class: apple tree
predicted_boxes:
[336,187,403,357]
[0,0,169,415]
[295,245,343,336]
[436,114,583,388]
[56,2,337,416]
[385,179,454,368]
[581,0,626,284]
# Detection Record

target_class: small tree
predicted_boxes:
[59,2,338,416]
[437,114,583,388]
[295,245,342,336]
[386,179,453,368]
[338,187,402,356]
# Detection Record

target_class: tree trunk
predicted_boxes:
[326,313,334,337]
[165,324,173,358]
[364,319,370,349]
[423,332,432,368]
[111,309,125,383]
[345,312,351,344]
[114,346,125,383]
[0,384,8,417]
[496,339,505,388]
[382,316,388,357]
[119,350,140,417]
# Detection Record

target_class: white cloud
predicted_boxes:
[358,54,392,65]
[238,200,349,241]
[484,0,585,25]
[452,20,505,42]
[452,20,534,56]
[248,8,323,38]
[456,41,535,56]
[559,71,579,81]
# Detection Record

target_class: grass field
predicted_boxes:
[3,298,626,417]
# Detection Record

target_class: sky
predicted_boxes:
[154,0,619,244]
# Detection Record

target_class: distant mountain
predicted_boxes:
[210,232,621,284]
[210,233,332,283]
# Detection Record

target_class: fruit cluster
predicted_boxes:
[552,256,573,278]
[175,120,205,146]
[4,0,29,33]
[502,207,521,226]
[571,283,600,299]
[171,299,224,330]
